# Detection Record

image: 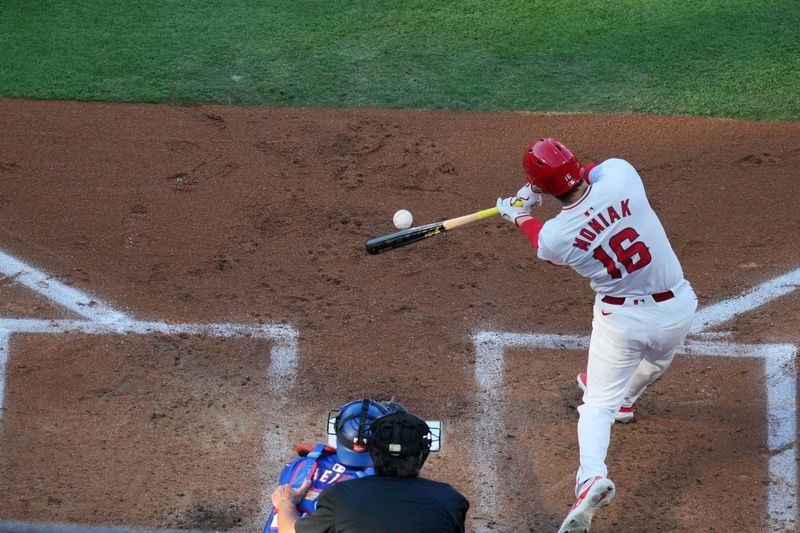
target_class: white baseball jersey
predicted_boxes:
[536,158,683,296]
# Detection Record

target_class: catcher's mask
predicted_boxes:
[523,137,585,197]
[369,411,433,468]
[331,399,390,468]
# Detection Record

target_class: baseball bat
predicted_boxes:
[365,202,519,255]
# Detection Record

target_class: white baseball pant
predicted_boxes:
[576,279,697,489]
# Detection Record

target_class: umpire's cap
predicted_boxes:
[369,411,432,458]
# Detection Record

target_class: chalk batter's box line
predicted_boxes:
[0,318,300,524]
[0,250,130,323]
[0,246,301,528]
[0,247,302,402]
[471,331,797,532]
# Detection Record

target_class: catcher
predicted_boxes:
[271,410,468,533]
[262,398,397,532]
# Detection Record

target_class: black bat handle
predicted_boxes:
[365,222,446,255]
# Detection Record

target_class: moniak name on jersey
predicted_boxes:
[572,198,632,251]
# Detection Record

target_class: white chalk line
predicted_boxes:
[0,248,299,527]
[473,334,797,530]
[473,267,800,532]
[257,332,300,521]
[0,318,296,339]
[0,250,130,323]
[692,267,800,334]
[0,331,9,428]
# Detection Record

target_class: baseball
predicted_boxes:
[393,209,413,229]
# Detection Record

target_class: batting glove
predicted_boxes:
[496,196,533,227]
[515,183,543,210]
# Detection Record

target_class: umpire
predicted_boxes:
[271,411,469,533]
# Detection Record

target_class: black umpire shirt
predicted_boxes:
[295,475,469,533]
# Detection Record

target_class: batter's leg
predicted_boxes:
[621,350,676,407]
[576,311,643,486]
[622,289,697,407]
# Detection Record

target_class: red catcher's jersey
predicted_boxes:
[536,158,684,297]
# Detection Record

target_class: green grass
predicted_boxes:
[1,0,799,119]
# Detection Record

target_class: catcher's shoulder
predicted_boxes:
[294,443,337,457]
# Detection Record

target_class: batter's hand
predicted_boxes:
[515,183,543,210]
[496,196,533,227]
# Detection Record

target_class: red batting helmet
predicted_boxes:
[522,138,583,196]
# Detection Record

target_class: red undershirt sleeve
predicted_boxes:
[582,163,598,184]
[519,218,544,251]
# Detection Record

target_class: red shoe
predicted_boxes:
[576,373,635,423]
[557,476,616,533]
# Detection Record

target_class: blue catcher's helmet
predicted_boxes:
[333,399,391,468]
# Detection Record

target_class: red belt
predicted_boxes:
[601,290,674,305]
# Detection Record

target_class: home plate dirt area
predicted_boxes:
[0,98,799,532]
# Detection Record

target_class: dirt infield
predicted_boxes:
[0,99,799,532]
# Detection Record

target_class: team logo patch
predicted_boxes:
[304,489,321,501]
[332,463,346,473]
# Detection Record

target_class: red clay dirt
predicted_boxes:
[0,99,799,532]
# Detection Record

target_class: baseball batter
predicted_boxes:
[496,138,697,533]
